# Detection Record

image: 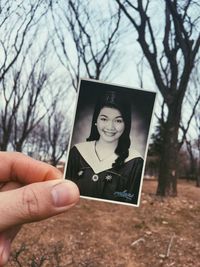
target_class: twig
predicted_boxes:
[166,233,175,257]
[131,237,145,247]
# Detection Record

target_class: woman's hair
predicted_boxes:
[87,90,131,169]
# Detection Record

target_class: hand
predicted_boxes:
[0,152,79,266]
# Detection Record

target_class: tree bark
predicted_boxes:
[15,142,23,152]
[156,102,181,196]
[197,176,200,187]
[0,134,9,151]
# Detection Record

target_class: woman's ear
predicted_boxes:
[95,123,97,126]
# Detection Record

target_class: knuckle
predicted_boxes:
[21,186,40,219]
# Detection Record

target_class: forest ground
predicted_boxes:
[8,179,200,267]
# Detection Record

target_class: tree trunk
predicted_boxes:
[156,104,181,196]
[197,147,200,187]
[0,133,10,151]
[15,142,23,152]
[0,143,8,151]
[50,157,57,167]
[50,149,57,167]
[197,176,200,187]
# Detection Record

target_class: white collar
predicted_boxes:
[75,141,142,174]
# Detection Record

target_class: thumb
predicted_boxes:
[0,180,79,231]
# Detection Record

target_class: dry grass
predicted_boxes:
[8,179,200,267]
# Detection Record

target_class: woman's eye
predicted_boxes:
[100,117,107,121]
[115,119,123,123]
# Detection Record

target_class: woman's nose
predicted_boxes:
[106,120,115,130]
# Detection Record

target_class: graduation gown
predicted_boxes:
[65,141,144,205]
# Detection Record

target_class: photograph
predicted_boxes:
[1,1,199,265]
[64,78,156,206]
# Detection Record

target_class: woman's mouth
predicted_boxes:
[103,131,116,136]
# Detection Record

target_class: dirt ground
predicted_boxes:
[8,179,200,267]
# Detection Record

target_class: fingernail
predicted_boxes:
[51,182,79,207]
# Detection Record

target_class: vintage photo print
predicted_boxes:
[64,78,156,207]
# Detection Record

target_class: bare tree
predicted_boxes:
[180,68,200,186]
[194,111,200,187]
[26,87,71,166]
[0,0,49,83]
[179,66,200,149]
[12,44,52,152]
[41,89,71,166]
[116,0,200,196]
[46,104,70,167]
[0,0,51,151]
[25,122,50,161]
[50,0,122,90]
[0,40,53,152]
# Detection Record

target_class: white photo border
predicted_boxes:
[64,77,157,207]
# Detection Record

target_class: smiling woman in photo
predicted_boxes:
[65,90,144,205]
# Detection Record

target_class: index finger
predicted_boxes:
[0,152,63,184]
